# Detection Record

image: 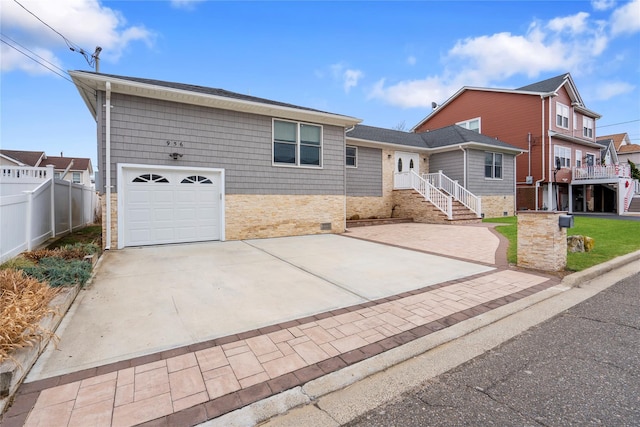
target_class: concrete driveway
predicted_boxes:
[27,232,494,381]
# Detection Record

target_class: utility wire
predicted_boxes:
[598,119,640,128]
[0,38,73,83]
[1,32,67,76]
[12,0,97,67]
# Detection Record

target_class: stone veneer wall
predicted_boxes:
[482,195,515,218]
[225,194,345,240]
[391,190,449,224]
[101,193,345,249]
[346,148,397,220]
[517,211,567,271]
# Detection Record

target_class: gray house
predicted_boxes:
[71,71,361,249]
[345,125,524,221]
[70,71,523,250]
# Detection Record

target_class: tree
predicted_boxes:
[629,159,640,180]
[392,121,407,131]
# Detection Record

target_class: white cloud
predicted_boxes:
[591,0,616,11]
[594,81,636,100]
[610,0,640,35]
[368,9,621,108]
[407,55,417,66]
[0,0,154,73]
[329,63,364,93]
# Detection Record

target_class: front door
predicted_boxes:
[394,151,420,189]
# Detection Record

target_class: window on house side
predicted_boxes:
[573,113,578,130]
[554,146,571,168]
[72,172,81,183]
[273,119,322,167]
[585,153,595,166]
[576,150,582,168]
[484,152,502,179]
[456,117,480,133]
[583,116,594,139]
[346,146,357,167]
[556,102,569,128]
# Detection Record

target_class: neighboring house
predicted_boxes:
[70,71,361,249]
[411,73,634,214]
[0,149,94,187]
[345,125,524,220]
[598,133,640,166]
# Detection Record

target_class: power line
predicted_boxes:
[598,119,640,128]
[0,38,73,84]
[1,32,67,76]
[12,0,100,69]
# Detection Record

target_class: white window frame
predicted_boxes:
[573,113,578,131]
[346,145,357,168]
[272,119,323,168]
[72,171,81,184]
[575,150,582,168]
[456,117,481,133]
[585,152,596,166]
[554,146,571,169]
[583,116,594,139]
[556,102,569,129]
[484,152,503,179]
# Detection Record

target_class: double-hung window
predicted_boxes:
[576,150,582,168]
[72,172,81,184]
[346,146,357,167]
[554,146,571,168]
[273,119,322,167]
[583,116,594,138]
[456,117,480,133]
[484,152,502,179]
[556,102,569,129]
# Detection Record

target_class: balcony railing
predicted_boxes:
[572,164,631,180]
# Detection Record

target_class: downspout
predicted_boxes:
[344,125,355,230]
[105,81,112,250]
[535,95,548,210]
[459,145,467,187]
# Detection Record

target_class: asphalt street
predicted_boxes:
[345,271,640,427]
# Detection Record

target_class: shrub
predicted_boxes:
[0,269,60,362]
[0,257,36,271]
[22,257,92,287]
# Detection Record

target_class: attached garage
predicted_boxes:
[117,164,225,248]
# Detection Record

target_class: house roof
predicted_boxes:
[70,71,361,128]
[42,156,93,173]
[411,72,600,131]
[0,149,45,166]
[597,133,630,151]
[618,144,640,154]
[347,124,524,154]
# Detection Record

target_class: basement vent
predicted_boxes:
[320,222,332,231]
[503,211,509,216]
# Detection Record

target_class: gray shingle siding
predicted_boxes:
[100,93,345,195]
[429,151,464,183]
[346,146,382,197]
[466,149,515,196]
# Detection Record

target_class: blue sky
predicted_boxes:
[2,0,639,171]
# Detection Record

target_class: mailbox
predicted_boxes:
[559,214,574,228]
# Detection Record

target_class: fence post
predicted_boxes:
[48,166,55,237]
[25,190,33,250]
[68,180,72,232]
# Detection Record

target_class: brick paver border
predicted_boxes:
[2,270,559,427]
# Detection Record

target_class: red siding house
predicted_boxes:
[412,73,637,214]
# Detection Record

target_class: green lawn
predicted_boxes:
[483,216,640,271]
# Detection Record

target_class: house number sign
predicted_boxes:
[166,140,185,147]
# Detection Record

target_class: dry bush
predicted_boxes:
[22,249,57,262]
[0,269,60,363]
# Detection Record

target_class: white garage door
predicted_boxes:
[121,166,222,247]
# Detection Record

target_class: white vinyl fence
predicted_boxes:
[0,167,97,263]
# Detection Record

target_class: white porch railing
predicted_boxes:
[572,164,631,180]
[423,171,482,218]
[395,170,453,219]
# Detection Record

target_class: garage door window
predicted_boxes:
[132,174,169,183]
[181,175,213,184]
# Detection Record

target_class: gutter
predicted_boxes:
[105,81,112,250]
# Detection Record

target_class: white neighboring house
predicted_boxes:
[0,150,94,187]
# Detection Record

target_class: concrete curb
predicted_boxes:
[202,258,640,427]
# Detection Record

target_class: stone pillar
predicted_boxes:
[517,211,567,271]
